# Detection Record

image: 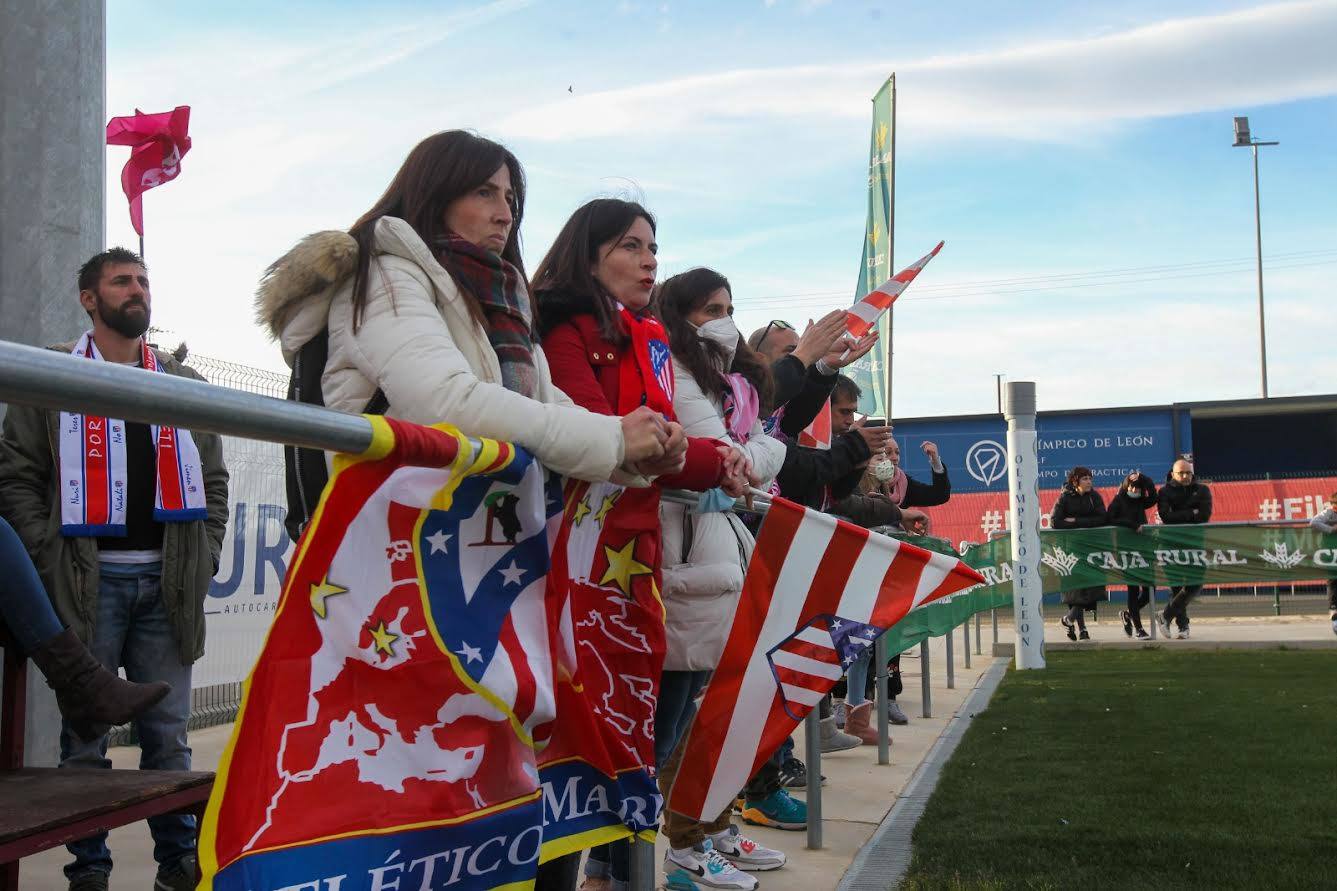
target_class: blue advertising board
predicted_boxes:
[889,408,1191,494]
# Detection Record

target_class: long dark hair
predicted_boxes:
[347,130,526,330]
[532,199,655,344]
[654,268,773,410]
[1121,471,1156,498]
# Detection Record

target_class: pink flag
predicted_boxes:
[845,240,944,338]
[106,106,192,236]
[667,497,983,822]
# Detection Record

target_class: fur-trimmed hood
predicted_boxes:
[254,229,359,366]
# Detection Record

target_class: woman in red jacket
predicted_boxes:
[533,199,752,891]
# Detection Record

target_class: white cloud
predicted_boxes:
[492,0,1337,142]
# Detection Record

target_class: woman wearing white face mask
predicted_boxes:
[649,268,788,888]
[1105,471,1158,638]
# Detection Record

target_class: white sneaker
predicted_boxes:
[1155,614,1172,638]
[1175,627,1190,640]
[708,825,786,871]
[665,841,758,890]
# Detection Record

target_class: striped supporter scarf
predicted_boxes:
[434,233,536,398]
[58,331,207,536]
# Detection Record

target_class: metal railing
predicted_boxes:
[0,340,1000,882]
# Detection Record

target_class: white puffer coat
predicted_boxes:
[256,216,626,481]
[660,364,786,671]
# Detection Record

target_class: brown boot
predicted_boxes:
[844,701,880,746]
[28,629,170,739]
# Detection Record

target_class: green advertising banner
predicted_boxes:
[879,534,1011,655]
[848,76,894,418]
[875,526,1337,656]
[959,525,1337,599]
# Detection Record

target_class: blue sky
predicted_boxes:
[105,0,1337,417]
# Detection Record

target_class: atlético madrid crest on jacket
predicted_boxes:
[198,418,662,891]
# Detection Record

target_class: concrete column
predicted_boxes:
[1005,382,1046,670]
[0,0,106,765]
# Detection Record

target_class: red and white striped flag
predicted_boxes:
[795,396,833,450]
[845,240,944,338]
[667,496,983,821]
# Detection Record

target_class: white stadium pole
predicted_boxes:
[1005,382,1046,669]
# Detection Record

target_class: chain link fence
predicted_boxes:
[111,352,290,746]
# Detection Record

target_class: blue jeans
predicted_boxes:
[0,515,62,652]
[60,561,194,879]
[587,670,711,883]
[845,650,872,707]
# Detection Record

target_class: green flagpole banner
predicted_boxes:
[960,525,1337,599]
[848,76,894,417]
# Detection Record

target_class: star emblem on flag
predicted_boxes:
[599,538,652,598]
[766,613,885,720]
[366,620,399,656]
[309,576,348,619]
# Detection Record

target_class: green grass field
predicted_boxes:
[901,649,1337,890]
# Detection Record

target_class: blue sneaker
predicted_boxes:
[665,839,757,890]
[740,788,807,830]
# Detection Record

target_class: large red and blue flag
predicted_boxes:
[199,417,665,890]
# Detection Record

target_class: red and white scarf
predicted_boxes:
[59,332,206,536]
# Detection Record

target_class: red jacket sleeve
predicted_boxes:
[541,321,615,416]
[657,436,725,492]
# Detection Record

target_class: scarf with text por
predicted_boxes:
[59,332,207,536]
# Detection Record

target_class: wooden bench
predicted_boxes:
[0,623,213,890]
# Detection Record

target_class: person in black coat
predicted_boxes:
[1051,466,1106,640]
[1105,471,1158,638]
[1155,459,1213,638]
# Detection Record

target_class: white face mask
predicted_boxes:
[873,458,898,481]
[1127,490,1141,499]
[696,317,739,363]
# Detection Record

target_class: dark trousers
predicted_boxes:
[743,739,787,801]
[1164,585,1202,631]
[1126,585,1152,630]
[1064,604,1087,629]
[1327,578,1337,612]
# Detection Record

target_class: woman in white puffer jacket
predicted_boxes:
[256,130,681,484]
[651,267,787,881]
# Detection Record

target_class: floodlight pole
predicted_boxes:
[1232,118,1278,399]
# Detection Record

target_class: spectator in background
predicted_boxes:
[1155,459,1213,640]
[842,435,952,725]
[0,248,230,891]
[748,314,877,431]
[1106,471,1158,639]
[1308,492,1337,635]
[860,438,951,510]
[1051,466,1106,641]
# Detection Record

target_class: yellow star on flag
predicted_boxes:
[599,538,652,597]
[875,121,889,152]
[593,491,620,525]
[367,620,399,656]
[572,497,592,526]
[868,221,880,248]
[310,577,348,619]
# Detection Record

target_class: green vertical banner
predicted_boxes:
[848,76,894,418]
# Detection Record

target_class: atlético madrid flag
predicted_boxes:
[668,496,984,822]
[106,105,192,236]
[199,418,665,891]
[845,240,944,338]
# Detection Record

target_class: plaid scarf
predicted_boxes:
[434,234,537,398]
